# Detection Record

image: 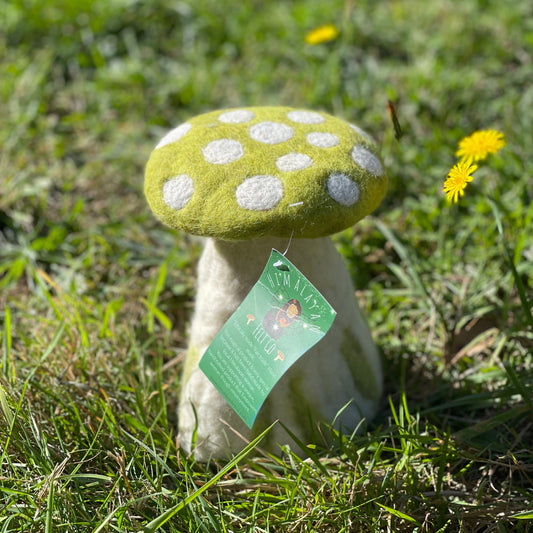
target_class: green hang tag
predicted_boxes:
[199,249,337,429]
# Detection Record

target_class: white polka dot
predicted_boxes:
[163,175,194,210]
[349,123,374,143]
[155,123,192,149]
[287,111,325,124]
[249,122,294,144]
[327,173,359,206]
[276,153,313,171]
[351,145,384,176]
[218,109,255,124]
[203,139,244,164]
[236,176,283,211]
[306,132,339,148]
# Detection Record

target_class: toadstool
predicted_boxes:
[144,106,387,461]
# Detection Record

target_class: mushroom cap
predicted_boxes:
[144,106,387,240]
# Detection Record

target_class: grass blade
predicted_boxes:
[490,199,533,330]
[1,305,13,383]
[142,422,277,532]
[376,503,420,526]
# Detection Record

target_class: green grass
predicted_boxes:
[1,0,532,530]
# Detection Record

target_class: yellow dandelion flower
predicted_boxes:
[443,160,478,203]
[456,129,505,162]
[305,24,339,45]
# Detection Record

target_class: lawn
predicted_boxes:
[1,0,532,530]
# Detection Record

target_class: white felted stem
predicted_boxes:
[179,237,382,461]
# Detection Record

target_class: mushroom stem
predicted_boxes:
[179,236,382,460]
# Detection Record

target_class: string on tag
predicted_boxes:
[282,229,295,257]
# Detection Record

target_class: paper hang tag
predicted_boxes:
[199,249,337,429]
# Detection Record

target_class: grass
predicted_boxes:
[1,0,532,530]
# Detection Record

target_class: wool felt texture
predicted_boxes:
[178,237,382,461]
[144,106,387,241]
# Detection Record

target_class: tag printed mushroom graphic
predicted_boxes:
[144,106,387,461]
[274,350,285,362]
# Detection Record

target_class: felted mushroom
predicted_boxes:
[144,106,387,461]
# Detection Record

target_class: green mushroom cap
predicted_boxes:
[144,106,387,240]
